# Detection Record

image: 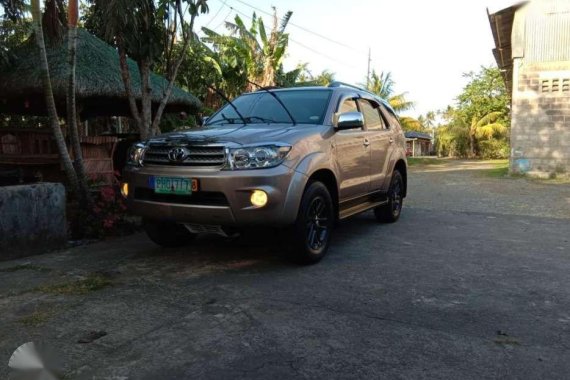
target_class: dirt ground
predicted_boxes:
[1,159,569,379]
[407,159,570,219]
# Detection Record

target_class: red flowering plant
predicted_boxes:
[83,173,136,238]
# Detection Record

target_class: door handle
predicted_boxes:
[363,139,370,147]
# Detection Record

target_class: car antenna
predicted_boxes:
[246,80,297,126]
[206,84,247,125]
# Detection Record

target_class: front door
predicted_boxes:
[333,98,371,201]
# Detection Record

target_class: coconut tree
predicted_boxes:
[468,111,507,157]
[30,0,80,196]
[66,0,90,206]
[366,70,414,113]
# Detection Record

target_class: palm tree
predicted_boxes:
[366,70,414,113]
[30,0,80,196]
[425,111,436,129]
[468,111,507,157]
[66,0,90,206]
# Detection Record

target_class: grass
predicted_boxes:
[407,157,443,166]
[0,263,52,273]
[36,273,112,296]
[480,159,509,178]
[18,309,53,327]
[494,336,521,346]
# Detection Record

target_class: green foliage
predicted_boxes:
[0,18,31,65]
[365,70,414,113]
[201,8,293,92]
[435,66,510,158]
[478,139,509,159]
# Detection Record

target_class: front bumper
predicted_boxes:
[123,164,307,226]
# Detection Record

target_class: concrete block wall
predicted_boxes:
[0,183,66,260]
[511,61,570,176]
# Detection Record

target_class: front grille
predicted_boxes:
[143,144,226,167]
[134,188,229,206]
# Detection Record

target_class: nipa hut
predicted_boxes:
[0,29,201,184]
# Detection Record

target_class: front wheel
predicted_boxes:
[143,220,196,248]
[291,181,334,265]
[374,170,404,223]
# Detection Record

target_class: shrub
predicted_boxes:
[478,139,509,159]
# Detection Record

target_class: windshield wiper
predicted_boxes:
[207,113,242,125]
[245,116,276,123]
[247,80,297,125]
[206,85,247,125]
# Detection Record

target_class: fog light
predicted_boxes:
[250,190,268,207]
[120,182,129,198]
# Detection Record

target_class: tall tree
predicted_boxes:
[86,0,209,139]
[29,0,80,194]
[66,0,90,206]
[202,8,293,91]
[365,70,414,113]
[467,111,507,157]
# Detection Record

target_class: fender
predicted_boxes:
[280,151,338,223]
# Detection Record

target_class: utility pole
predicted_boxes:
[366,47,371,89]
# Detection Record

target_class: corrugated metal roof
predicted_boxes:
[488,2,527,96]
[405,131,432,140]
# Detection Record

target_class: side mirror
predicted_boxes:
[335,112,364,130]
[197,115,209,127]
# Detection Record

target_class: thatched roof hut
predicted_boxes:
[0,29,201,118]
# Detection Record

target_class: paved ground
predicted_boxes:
[1,159,569,379]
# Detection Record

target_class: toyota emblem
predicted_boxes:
[168,147,189,162]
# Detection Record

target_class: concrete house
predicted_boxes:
[489,0,570,177]
[405,131,433,157]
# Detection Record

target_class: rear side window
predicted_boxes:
[379,105,400,129]
[358,99,385,131]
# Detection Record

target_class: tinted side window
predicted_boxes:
[379,105,400,129]
[338,98,358,113]
[359,100,384,131]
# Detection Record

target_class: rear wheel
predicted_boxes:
[291,181,334,264]
[143,220,196,247]
[374,170,404,223]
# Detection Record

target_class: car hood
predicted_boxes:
[149,123,321,146]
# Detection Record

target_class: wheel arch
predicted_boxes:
[306,169,339,220]
[394,159,408,197]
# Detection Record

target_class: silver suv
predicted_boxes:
[123,82,408,264]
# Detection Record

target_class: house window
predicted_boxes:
[562,78,570,92]
[541,79,550,93]
[552,79,560,92]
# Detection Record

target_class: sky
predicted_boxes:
[194,0,519,118]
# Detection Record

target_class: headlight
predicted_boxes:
[226,145,291,170]
[127,143,147,166]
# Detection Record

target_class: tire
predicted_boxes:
[374,170,404,223]
[291,181,335,264]
[143,220,196,248]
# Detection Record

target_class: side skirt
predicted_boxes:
[338,190,388,220]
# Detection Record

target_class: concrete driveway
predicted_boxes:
[1,160,569,379]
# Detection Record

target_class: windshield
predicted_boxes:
[206,90,332,125]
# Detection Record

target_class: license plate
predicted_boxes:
[152,177,198,195]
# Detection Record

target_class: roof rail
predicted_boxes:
[328,81,380,98]
[328,81,366,91]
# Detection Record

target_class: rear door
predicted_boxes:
[378,104,402,188]
[333,97,371,201]
[358,98,390,191]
